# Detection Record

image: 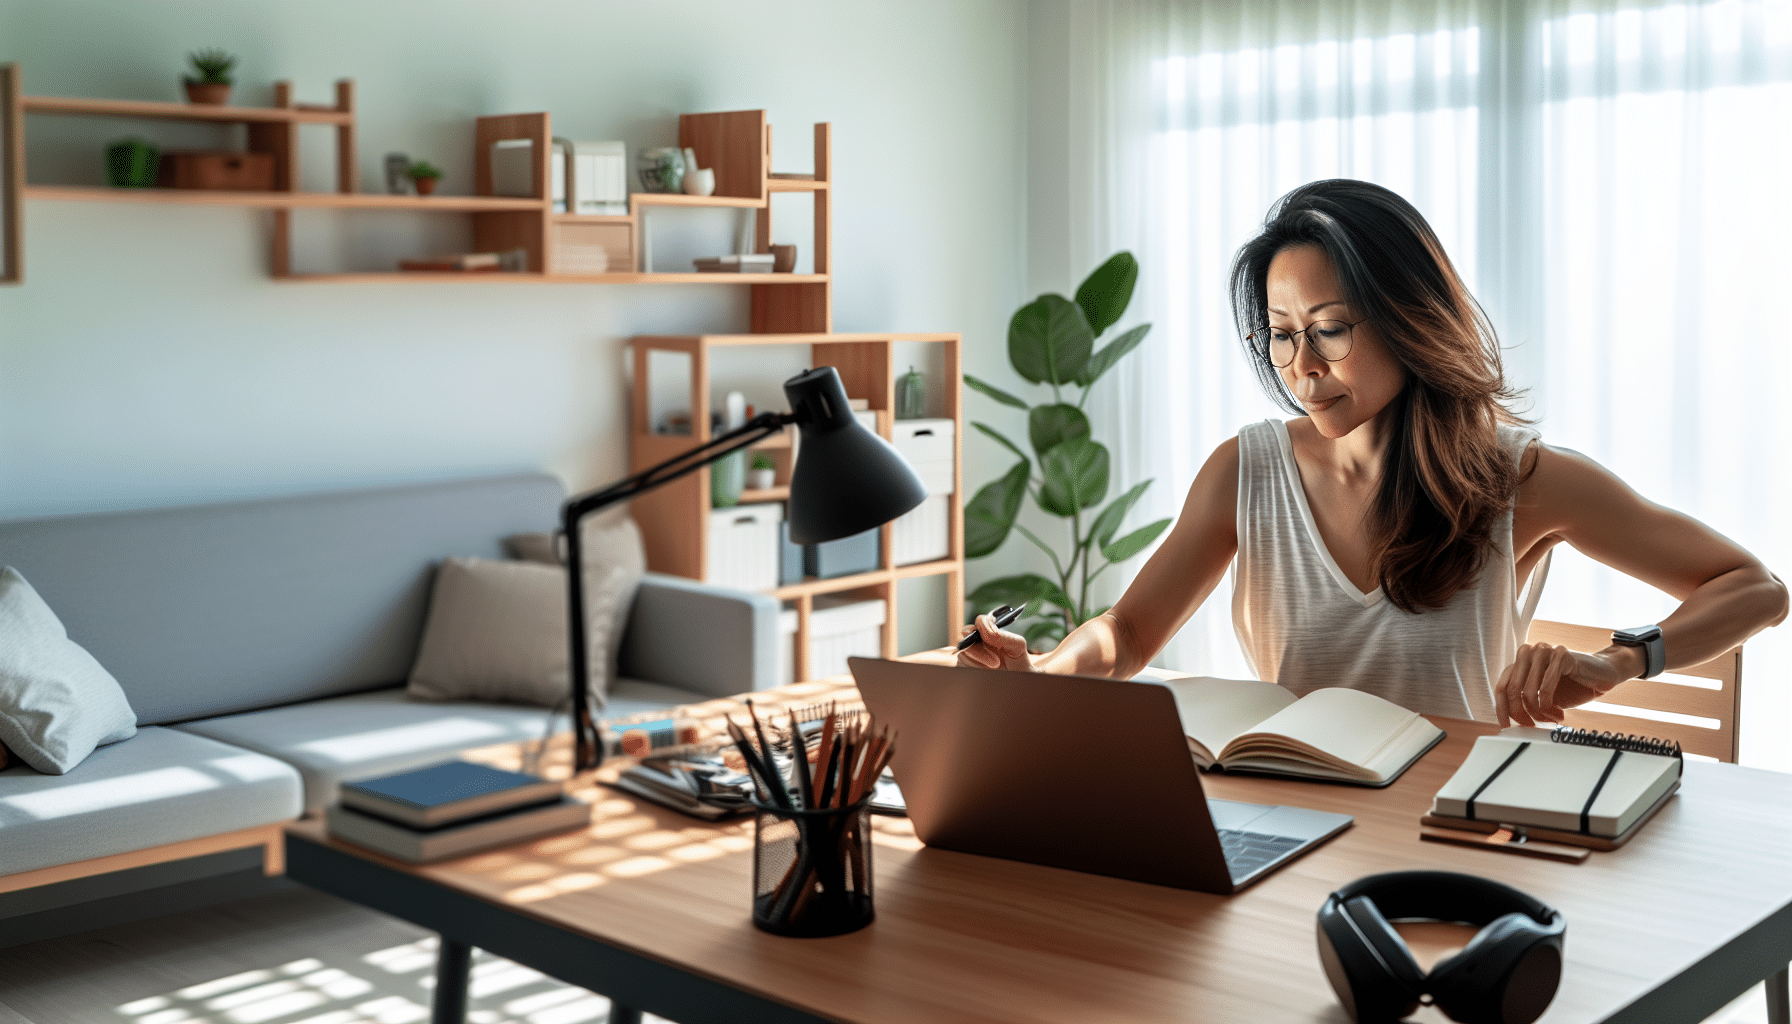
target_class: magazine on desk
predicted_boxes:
[1157,676,1445,787]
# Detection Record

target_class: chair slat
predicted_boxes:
[1525,619,1743,763]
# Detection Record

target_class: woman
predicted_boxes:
[961,179,1787,728]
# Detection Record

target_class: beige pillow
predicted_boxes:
[411,511,645,709]
[407,558,569,707]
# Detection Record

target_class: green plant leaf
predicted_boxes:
[967,573,1064,614]
[1011,523,1064,578]
[1038,438,1110,515]
[971,422,1030,468]
[963,461,1029,558]
[1075,252,1139,337]
[1089,479,1153,548]
[964,374,1030,410]
[1008,294,1094,386]
[1101,518,1173,563]
[1022,617,1068,651]
[1074,323,1151,388]
[1027,403,1090,457]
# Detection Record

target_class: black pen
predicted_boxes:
[957,603,1028,652]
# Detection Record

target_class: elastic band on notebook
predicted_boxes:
[1466,742,1530,821]
[1579,749,1624,835]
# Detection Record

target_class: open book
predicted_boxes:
[1157,676,1446,787]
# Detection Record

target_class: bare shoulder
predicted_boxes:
[1515,441,1643,527]
[1177,435,1241,541]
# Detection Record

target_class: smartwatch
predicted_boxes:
[1612,624,1666,679]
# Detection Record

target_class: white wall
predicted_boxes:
[0,0,1028,652]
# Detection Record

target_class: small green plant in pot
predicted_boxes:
[184,48,236,105]
[963,251,1170,651]
[748,452,777,490]
[407,160,443,195]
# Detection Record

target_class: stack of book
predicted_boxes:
[326,761,589,863]
[692,254,775,274]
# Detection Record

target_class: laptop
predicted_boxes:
[849,657,1353,894]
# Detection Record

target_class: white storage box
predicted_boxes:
[777,596,887,684]
[893,418,955,495]
[892,493,951,566]
[706,503,783,592]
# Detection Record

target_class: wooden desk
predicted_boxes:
[285,676,1792,1024]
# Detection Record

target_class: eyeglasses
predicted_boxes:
[1246,318,1368,368]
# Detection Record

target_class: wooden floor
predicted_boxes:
[0,886,1772,1024]
[0,887,674,1024]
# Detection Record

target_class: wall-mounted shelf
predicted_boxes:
[2,63,829,310]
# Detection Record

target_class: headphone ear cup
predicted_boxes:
[1429,913,1563,1024]
[1316,895,1426,1021]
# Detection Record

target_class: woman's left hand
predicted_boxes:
[1493,643,1628,727]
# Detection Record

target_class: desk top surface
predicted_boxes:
[287,669,1792,1024]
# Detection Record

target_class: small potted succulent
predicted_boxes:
[407,160,443,196]
[748,453,777,491]
[184,48,236,105]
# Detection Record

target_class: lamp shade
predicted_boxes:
[782,367,927,545]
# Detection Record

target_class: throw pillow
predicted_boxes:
[499,512,646,707]
[504,531,562,566]
[407,557,570,708]
[574,507,647,707]
[0,567,138,775]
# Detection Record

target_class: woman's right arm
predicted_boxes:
[960,436,1241,676]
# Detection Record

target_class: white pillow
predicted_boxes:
[0,567,138,774]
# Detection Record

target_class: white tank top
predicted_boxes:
[1231,419,1550,722]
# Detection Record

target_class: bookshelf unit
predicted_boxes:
[629,332,965,681]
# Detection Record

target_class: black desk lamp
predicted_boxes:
[563,366,927,771]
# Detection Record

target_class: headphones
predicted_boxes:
[1316,871,1565,1024]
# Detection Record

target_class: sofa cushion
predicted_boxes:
[0,567,138,774]
[605,679,722,721]
[0,727,301,875]
[407,558,569,708]
[173,688,567,813]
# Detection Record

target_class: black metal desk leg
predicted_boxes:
[432,937,472,1024]
[609,1005,643,1024]
[1768,965,1789,1024]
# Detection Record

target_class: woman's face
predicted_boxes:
[1265,244,1406,440]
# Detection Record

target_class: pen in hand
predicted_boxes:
[956,603,1027,652]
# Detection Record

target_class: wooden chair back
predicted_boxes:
[1525,619,1743,762]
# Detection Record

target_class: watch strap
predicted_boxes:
[1613,626,1666,679]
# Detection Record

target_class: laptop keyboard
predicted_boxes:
[1218,829,1305,878]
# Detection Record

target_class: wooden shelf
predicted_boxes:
[770,560,963,600]
[767,179,828,193]
[630,192,764,209]
[546,273,828,285]
[278,272,548,283]
[738,486,790,503]
[634,331,959,347]
[22,185,547,211]
[21,94,352,125]
[552,213,632,225]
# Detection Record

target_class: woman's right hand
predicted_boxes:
[956,613,1035,672]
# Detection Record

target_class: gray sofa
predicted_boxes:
[0,472,778,935]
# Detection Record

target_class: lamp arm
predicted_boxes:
[563,410,794,771]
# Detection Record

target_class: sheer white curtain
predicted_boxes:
[1056,0,1792,767]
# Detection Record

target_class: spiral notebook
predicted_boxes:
[1426,727,1683,846]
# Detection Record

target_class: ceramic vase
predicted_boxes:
[684,168,716,197]
[184,81,231,105]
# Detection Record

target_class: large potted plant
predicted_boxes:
[963,252,1170,650]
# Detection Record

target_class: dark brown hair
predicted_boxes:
[1230,179,1526,613]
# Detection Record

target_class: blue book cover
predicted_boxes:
[340,760,561,828]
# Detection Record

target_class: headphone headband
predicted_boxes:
[1330,870,1561,932]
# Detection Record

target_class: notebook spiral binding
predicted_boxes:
[1551,726,1683,760]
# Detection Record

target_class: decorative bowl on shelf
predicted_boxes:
[637,147,685,193]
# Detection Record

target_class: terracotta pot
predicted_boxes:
[184,81,231,106]
[413,177,438,196]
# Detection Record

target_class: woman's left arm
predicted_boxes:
[1496,444,1790,727]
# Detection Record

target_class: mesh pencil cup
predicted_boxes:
[751,796,874,937]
